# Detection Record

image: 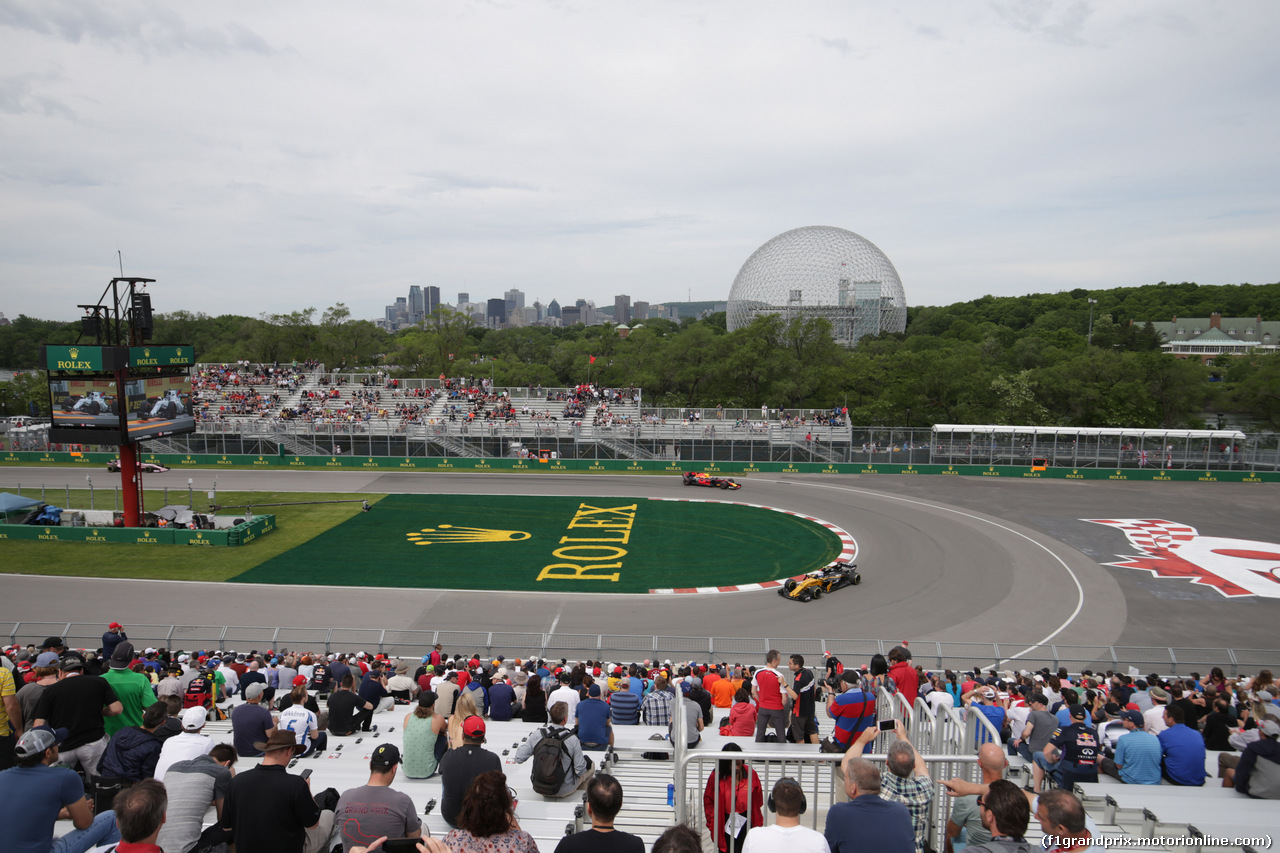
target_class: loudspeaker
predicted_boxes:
[131,292,154,339]
[767,777,806,814]
[80,316,101,338]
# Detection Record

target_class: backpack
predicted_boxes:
[530,726,573,795]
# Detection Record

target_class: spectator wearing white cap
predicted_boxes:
[1143,685,1170,734]
[0,725,122,853]
[153,706,214,780]
[962,685,1006,747]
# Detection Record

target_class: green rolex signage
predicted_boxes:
[128,346,195,368]
[44,345,106,371]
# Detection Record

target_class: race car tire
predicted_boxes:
[852,574,862,585]
[783,578,797,593]
[800,590,813,602]
[812,588,823,599]
[684,480,693,486]
[718,481,729,489]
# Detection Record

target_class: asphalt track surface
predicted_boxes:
[2,469,1277,655]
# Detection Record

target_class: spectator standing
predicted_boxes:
[786,655,819,745]
[101,622,128,662]
[0,655,19,770]
[15,653,59,736]
[0,726,121,853]
[741,776,829,853]
[155,743,237,853]
[886,647,918,707]
[705,744,764,853]
[439,715,501,827]
[335,744,423,853]
[824,755,914,853]
[31,656,122,777]
[751,650,787,742]
[822,671,874,753]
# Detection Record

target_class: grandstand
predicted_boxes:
[27,641,1277,853]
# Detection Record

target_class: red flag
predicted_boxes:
[589,355,596,364]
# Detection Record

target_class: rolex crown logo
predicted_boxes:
[69,347,79,359]
[144,348,151,356]
[407,524,532,546]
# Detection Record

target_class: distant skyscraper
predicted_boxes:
[505,288,525,318]
[408,286,424,323]
[458,292,469,305]
[425,286,440,317]
[486,297,507,327]
[633,300,649,322]
[614,294,631,325]
[561,306,582,325]
[547,299,561,319]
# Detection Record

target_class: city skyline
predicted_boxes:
[1,3,1277,322]
[380,284,685,331]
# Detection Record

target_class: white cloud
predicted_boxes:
[0,0,1276,326]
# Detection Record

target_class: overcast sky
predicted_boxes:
[2,1,1277,324]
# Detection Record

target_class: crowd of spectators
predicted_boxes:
[2,630,1276,853]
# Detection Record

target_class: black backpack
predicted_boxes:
[530,726,572,795]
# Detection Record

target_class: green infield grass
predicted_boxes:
[235,494,841,593]
[1,492,841,592]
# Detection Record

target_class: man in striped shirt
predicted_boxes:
[610,677,641,725]
[824,671,875,752]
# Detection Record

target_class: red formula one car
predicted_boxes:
[682,471,742,490]
[107,459,171,473]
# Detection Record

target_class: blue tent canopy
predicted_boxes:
[0,492,42,514]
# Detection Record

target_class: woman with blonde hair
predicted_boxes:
[449,691,480,749]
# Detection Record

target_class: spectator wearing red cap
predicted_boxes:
[440,716,501,827]
[102,622,128,662]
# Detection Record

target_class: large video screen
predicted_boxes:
[48,369,195,444]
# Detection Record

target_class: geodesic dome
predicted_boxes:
[726,226,907,347]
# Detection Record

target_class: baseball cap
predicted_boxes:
[1068,704,1087,720]
[679,681,691,694]
[110,642,135,666]
[35,651,61,667]
[589,684,602,697]
[292,675,307,686]
[980,687,996,700]
[371,743,402,769]
[245,682,265,701]
[1259,719,1280,738]
[422,655,431,664]
[462,715,486,739]
[15,726,70,758]
[59,656,84,672]
[182,706,208,731]
[418,690,438,708]
[42,637,65,649]
[108,622,122,630]
[1120,710,1144,726]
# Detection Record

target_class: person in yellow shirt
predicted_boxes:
[0,663,23,770]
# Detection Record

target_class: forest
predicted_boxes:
[3,281,1279,430]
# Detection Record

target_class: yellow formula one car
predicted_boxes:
[778,562,861,602]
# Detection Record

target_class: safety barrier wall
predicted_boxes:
[3,449,1278,482]
[0,514,275,546]
[2,624,1274,676]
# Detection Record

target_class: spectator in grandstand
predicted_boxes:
[944,742,1007,850]
[711,666,736,709]
[154,706,214,781]
[751,650,787,743]
[1010,693,1057,763]
[101,622,128,662]
[238,660,268,700]
[886,647,918,707]
[443,769,537,853]
[387,660,416,704]
[221,729,330,853]
[1157,703,1206,786]
[963,686,1007,747]
[548,672,581,725]
[359,664,395,715]
[232,682,277,757]
[821,670,874,753]
[98,701,167,783]
[520,671,547,724]
[609,677,640,725]
[107,778,167,850]
[330,674,377,736]
[403,691,447,779]
[739,776,827,853]
[449,692,482,749]
[1034,790,1099,853]
[488,670,517,721]
[672,682,704,749]
[641,676,676,726]
[554,773,644,853]
[278,677,321,714]
[1030,705,1098,793]
[335,744,423,853]
[155,664,183,701]
[824,754,914,853]
[0,725,122,853]
[578,684,614,750]
[1143,685,1169,734]
[15,654,58,743]
[31,655,123,778]
[279,683,327,758]
[786,654,819,745]
[1202,696,1236,751]
[439,716,502,828]
[1099,710,1161,785]
[845,722,933,853]
[155,742,237,853]
[958,779,1031,853]
[0,654,19,771]
[1224,718,1280,797]
[514,701,594,798]
[705,743,764,853]
[654,824,702,853]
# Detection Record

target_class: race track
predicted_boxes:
[2,469,1276,654]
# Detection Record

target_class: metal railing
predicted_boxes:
[4,623,1274,677]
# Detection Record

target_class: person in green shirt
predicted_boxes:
[102,642,156,738]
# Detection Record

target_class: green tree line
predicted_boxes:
[3,282,1279,429]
